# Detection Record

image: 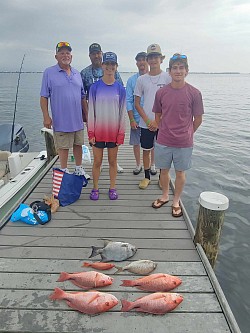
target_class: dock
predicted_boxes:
[0,136,241,332]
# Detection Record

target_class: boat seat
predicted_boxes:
[0,151,11,179]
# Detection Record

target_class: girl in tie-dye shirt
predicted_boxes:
[88,52,126,201]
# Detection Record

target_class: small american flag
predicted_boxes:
[52,169,64,198]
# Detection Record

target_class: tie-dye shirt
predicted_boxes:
[80,65,124,99]
[88,80,126,145]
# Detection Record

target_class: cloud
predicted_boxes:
[0,0,250,72]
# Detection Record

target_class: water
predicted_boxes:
[0,72,249,332]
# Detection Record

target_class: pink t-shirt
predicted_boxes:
[153,83,204,148]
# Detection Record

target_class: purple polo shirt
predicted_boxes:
[40,64,85,132]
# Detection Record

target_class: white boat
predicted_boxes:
[0,126,57,227]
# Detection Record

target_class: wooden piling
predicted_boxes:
[194,192,229,268]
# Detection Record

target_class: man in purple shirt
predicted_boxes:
[40,42,89,178]
[152,53,204,217]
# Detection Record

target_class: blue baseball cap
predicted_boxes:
[102,52,118,64]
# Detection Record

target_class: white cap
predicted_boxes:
[199,191,229,211]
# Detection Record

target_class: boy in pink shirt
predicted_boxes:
[152,54,204,217]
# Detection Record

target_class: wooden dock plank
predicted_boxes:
[2,219,186,229]
[0,258,206,275]
[0,310,231,333]
[0,246,200,261]
[0,236,195,249]
[1,227,191,238]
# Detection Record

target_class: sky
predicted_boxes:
[0,0,250,73]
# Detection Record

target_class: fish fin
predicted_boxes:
[87,293,100,304]
[150,274,166,280]
[71,280,89,289]
[66,300,76,310]
[49,287,65,300]
[70,291,84,295]
[135,285,147,291]
[82,262,91,267]
[113,266,123,274]
[121,299,133,312]
[89,246,102,258]
[120,279,133,287]
[100,256,110,263]
[97,238,113,246]
[57,272,70,282]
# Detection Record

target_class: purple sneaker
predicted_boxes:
[109,188,118,200]
[90,189,99,201]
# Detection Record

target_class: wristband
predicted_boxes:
[130,118,136,123]
[146,119,150,126]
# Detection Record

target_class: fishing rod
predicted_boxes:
[10,54,26,153]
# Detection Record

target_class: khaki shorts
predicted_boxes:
[53,130,84,150]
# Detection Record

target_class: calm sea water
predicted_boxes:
[0,72,249,332]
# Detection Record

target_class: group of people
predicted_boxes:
[40,41,204,217]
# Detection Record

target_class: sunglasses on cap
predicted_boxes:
[170,54,187,60]
[56,42,72,52]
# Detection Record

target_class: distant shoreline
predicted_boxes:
[0,71,244,74]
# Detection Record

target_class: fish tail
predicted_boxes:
[114,266,123,274]
[82,262,91,267]
[120,279,133,287]
[49,287,65,300]
[121,299,133,312]
[57,271,70,282]
[89,246,101,258]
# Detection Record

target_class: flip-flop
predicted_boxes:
[152,198,169,209]
[172,205,183,217]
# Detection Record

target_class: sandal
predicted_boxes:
[152,198,169,209]
[90,189,99,201]
[171,205,183,218]
[109,188,118,200]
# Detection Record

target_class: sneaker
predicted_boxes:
[60,168,70,173]
[150,164,157,175]
[133,165,142,175]
[139,178,151,189]
[109,188,118,200]
[117,163,124,173]
[83,169,91,180]
[74,166,91,180]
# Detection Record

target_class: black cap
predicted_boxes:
[89,43,102,54]
[135,52,147,60]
